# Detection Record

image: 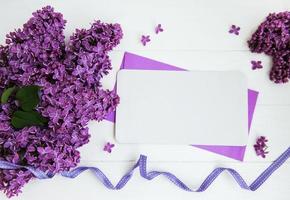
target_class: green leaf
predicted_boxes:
[11,110,48,129]
[1,86,16,104]
[16,85,40,111]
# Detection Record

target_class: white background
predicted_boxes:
[0,0,290,199]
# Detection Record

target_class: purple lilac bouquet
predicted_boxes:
[0,6,122,197]
[248,11,290,83]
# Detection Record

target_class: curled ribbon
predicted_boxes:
[0,147,289,192]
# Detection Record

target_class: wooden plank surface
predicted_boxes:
[0,0,289,199]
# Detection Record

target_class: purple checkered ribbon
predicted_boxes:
[0,147,289,191]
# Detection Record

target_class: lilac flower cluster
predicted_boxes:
[248,11,290,83]
[253,136,269,158]
[0,6,122,197]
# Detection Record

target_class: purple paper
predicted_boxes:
[105,52,259,161]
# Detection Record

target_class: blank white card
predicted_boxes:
[115,70,248,145]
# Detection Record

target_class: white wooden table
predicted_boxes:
[0,0,289,199]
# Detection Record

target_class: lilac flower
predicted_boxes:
[251,60,263,70]
[254,136,269,158]
[248,11,290,83]
[141,35,150,46]
[229,25,240,35]
[103,142,115,153]
[155,24,164,34]
[37,147,53,155]
[0,6,122,197]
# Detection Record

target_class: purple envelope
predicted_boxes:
[105,52,259,161]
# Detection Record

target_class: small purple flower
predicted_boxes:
[141,35,150,46]
[103,142,115,153]
[229,25,240,35]
[254,136,269,158]
[72,65,86,76]
[251,60,263,70]
[155,24,164,34]
[37,147,53,155]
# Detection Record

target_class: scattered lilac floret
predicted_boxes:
[141,35,150,46]
[248,11,290,84]
[103,142,115,153]
[0,6,122,197]
[254,136,269,158]
[229,25,240,35]
[251,60,263,70]
[155,24,164,34]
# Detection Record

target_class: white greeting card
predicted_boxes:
[116,70,248,145]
